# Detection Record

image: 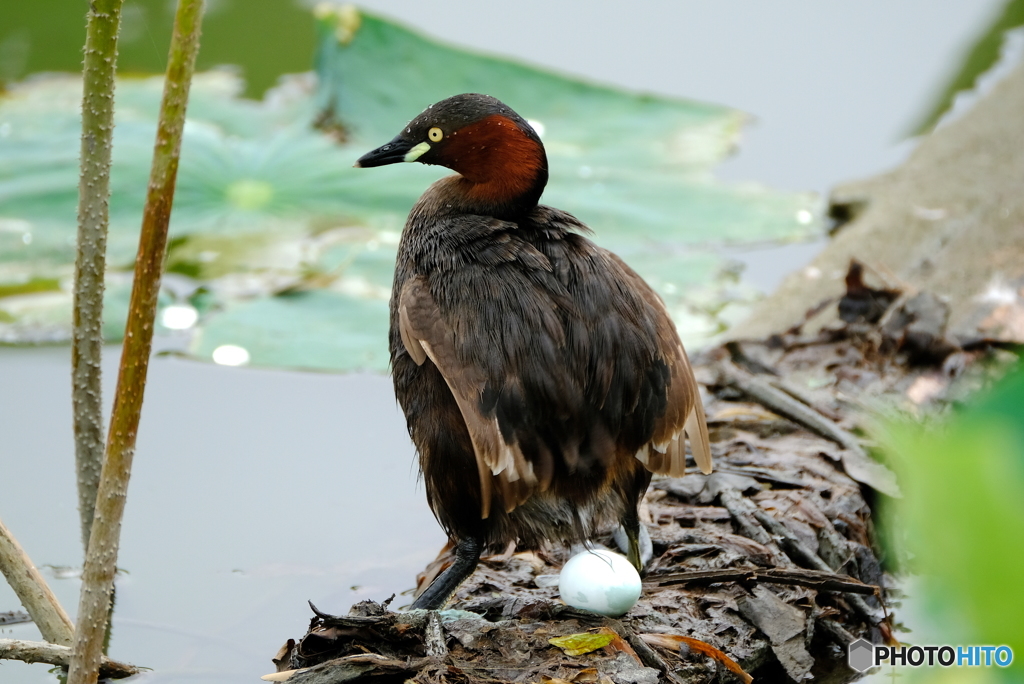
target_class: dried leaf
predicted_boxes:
[540,671,601,684]
[840,448,902,498]
[906,374,947,404]
[838,259,900,324]
[594,626,640,663]
[710,403,782,422]
[979,300,1024,341]
[640,633,752,684]
[549,632,616,656]
[737,586,814,681]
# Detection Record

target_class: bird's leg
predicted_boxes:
[410,536,482,610]
[615,508,652,573]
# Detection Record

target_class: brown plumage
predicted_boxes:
[356,94,712,610]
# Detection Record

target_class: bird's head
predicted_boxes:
[355,94,548,215]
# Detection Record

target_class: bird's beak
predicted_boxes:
[354,135,427,168]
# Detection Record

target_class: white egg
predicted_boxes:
[558,549,642,617]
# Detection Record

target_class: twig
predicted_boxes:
[0,519,74,646]
[0,611,32,626]
[640,633,753,684]
[817,619,858,648]
[0,639,140,679]
[713,464,806,489]
[608,621,685,684]
[748,507,884,625]
[720,361,903,498]
[717,487,884,625]
[750,508,830,572]
[720,361,866,456]
[764,377,841,421]
[73,0,124,555]
[67,3,205,684]
[289,654,426,684]
[718,488,777,547]
[646,567,877,595]
[307,601,395,627]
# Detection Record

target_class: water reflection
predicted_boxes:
[211,344,250,366]
[0,347,444,682]
[161,305,199,331]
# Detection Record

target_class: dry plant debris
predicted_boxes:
[271,263,1019,683]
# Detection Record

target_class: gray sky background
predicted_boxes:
[352,0,1004,192]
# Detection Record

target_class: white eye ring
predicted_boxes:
[428,127,443,142]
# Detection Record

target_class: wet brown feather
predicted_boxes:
[395,202,712,529]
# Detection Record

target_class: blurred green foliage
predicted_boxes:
[0,0,315,98]
[912,0,1024,134]
[884,362,1024,679]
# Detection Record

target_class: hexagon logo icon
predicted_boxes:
[849,638,875,672]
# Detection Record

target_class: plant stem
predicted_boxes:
[0,639,140,679]
[0,519,75,647]
[73,0,123,556]
[66,2,204,683]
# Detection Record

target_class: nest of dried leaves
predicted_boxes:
[270,263,1020,684]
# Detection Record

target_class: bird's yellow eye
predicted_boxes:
[428,127,444,142]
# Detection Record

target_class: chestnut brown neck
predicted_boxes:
[435,115,548,218]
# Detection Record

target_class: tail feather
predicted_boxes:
[685,401,713,475]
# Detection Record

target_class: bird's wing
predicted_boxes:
[399,274,543,519]
[531,207,712,479]
[398,209,711,519]
[609,253,713,477]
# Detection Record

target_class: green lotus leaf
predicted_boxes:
[0,6,820,372]
[193,289,390,372]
